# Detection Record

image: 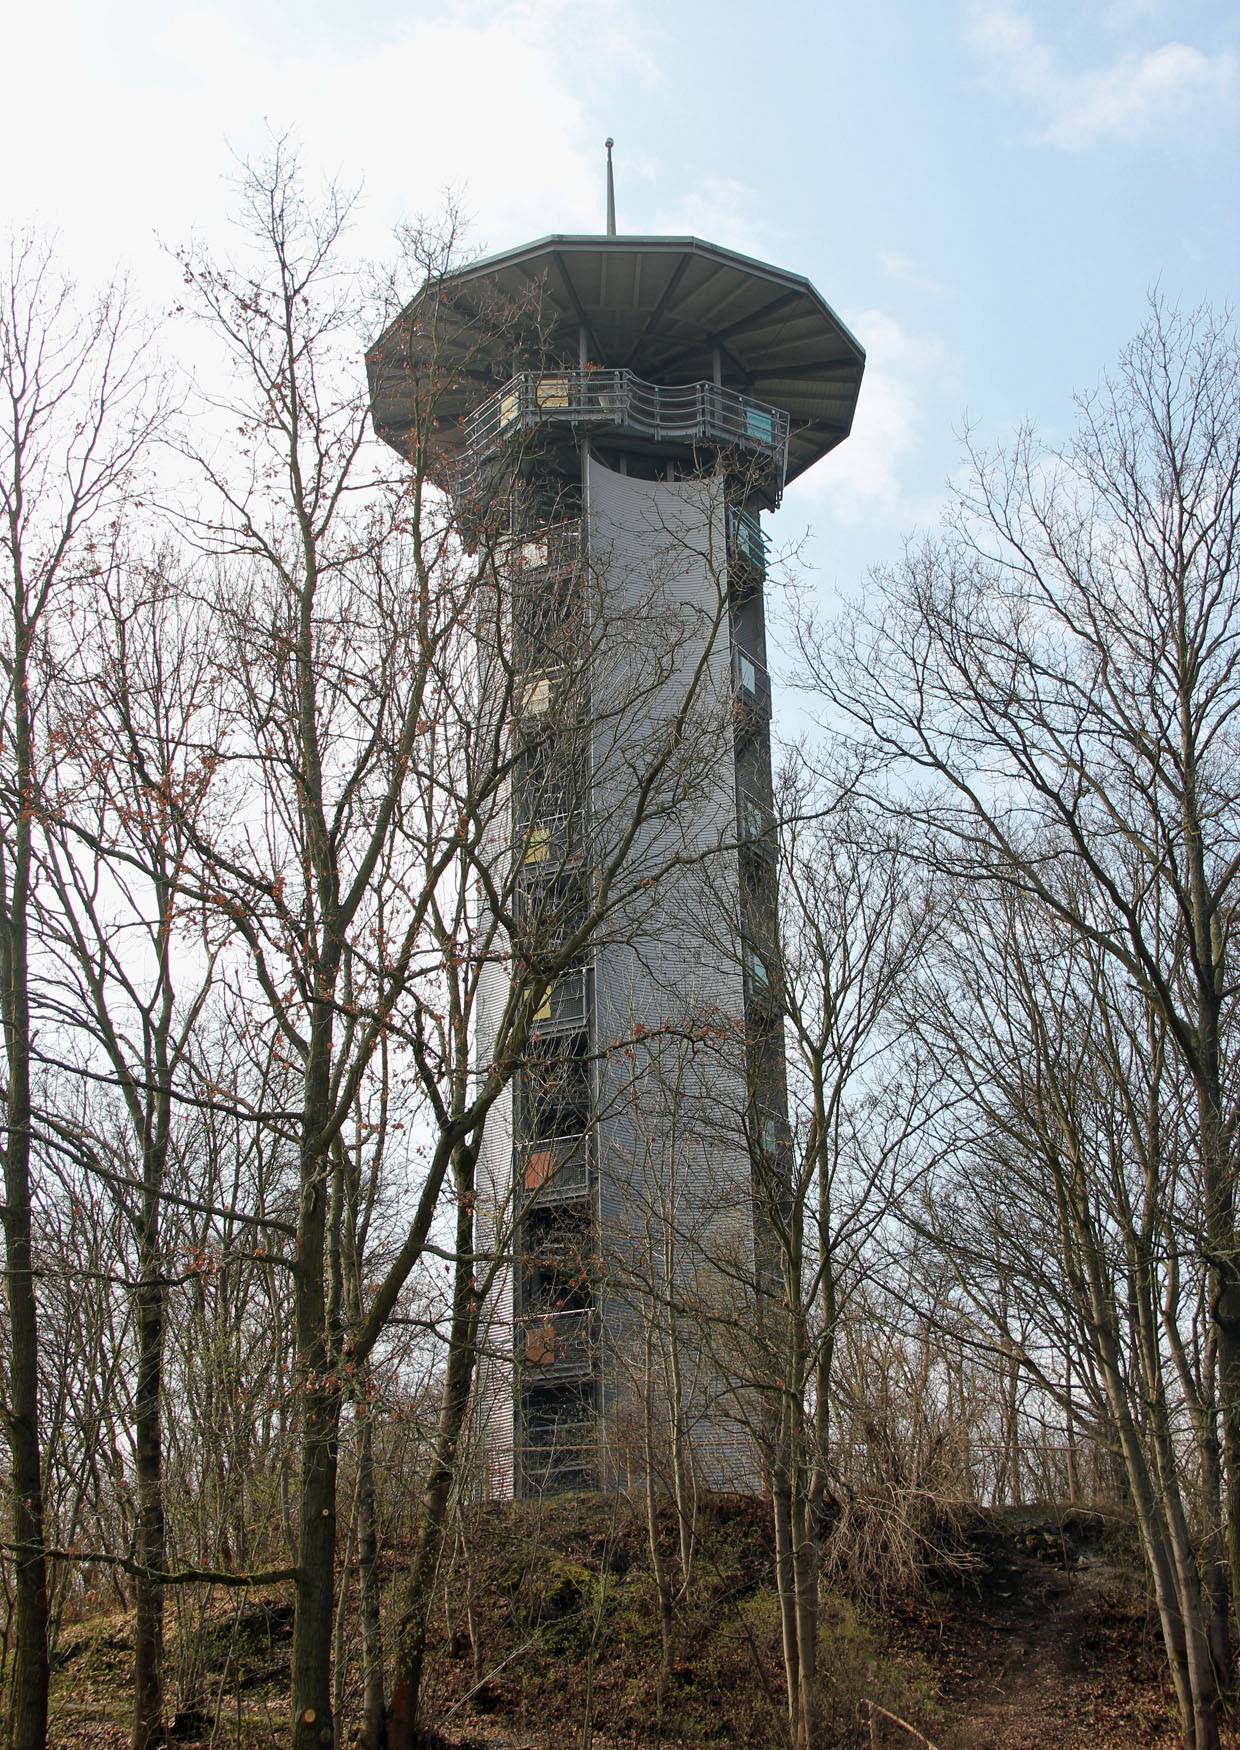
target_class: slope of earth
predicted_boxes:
[887,1508,1189,1749]
[45,1498,1204,1748]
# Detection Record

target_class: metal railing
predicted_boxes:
[737,787,777,858]
[525,965,588,1036]
[519,809,586,869]
[729,507,768,576]
[733,646,773,720]
[521,1398,597,1440]
[518,1033,593,1133]
[516,1442,599,1490]
[519,1404,599,1463]
[501,520,581,576]
[509,520,586,663]
[462,370,790,487]
[515,665,567,722]
[524,1226,595,1276]
[518,1308,594,1378]
[514,870,587,944]
[517,1131,592,1205]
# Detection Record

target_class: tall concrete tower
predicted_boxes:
[367,166,864,1496]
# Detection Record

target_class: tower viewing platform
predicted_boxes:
[457,367,791,502]
[366,162,865,1498]
[367,232,864,508]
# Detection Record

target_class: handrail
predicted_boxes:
[728,506,768,574]
[518,1131,592,1203]
[526,965,589,1036]
[519,809,586,869]
[517,1437,599,1458]
[516,1443,599,1485]
[733,646,773,719]
[502,520,581,574]
[737,787,777,856]
[518,1308,594,1374]
[461,369,790,494]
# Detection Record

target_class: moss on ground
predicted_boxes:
[43,1496,1175,1747]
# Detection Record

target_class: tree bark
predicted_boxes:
[131,1191,167,1750]
[355,1413,386,1750]
[642,1322,675,1693]
[0,623,49,1750]
[386,1162,481,1750]
[290,1008,344,1750]
[770,1441,800,1739]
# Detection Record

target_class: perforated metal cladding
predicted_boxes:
[586,458,760,1492]
[474,937,516,1500]
[471,459,765,1496]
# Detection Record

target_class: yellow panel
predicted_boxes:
[520,676,551,716]
[523,825,550,865]
[524,983,553,1022]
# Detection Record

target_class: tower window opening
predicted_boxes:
[519,1032,592,1141]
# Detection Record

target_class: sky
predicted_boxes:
[3,0,1237,609]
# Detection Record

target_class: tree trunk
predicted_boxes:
[1199,1086,1240,1639]
[1180,670,1240,1645]
[131,1224,167,1750]
[131,997,173,1750]
[340,1125,386,1750]
[791,1488,820,1749]
[386,1171,480,1750]
[0,632,49,1750]
[290,1365,342,1748]
[0,997,49,1750]
[1197,1423,1232,1698]
[659,1217,696,1596]
[770,1447,800,1738]
[642,1323,675,1692]
[355,1413,386,1750]
[290,1022,343,1750]
[1102,1336,1216,1747]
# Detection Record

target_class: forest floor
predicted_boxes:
[887,1508,1184,1747]
[45,1499,1205,1748]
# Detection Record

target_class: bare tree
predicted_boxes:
[915,877,1228,1746]
[159,141,748,1749]
[165,143,467,1748]
[806,299,1239,1749]
[745,785,934,1749]
[622,764,938,1748]
[0,233,163,1749]
[33,541,227,1747]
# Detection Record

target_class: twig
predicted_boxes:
[864,1697,940,1748]
[24,1545,298,1588]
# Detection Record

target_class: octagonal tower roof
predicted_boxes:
[366,234,865,489]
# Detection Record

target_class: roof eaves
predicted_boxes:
[433,234,866,367]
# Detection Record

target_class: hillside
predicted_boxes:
[48,1497,1191,1748]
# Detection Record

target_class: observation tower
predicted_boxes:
[367,148,864,1496]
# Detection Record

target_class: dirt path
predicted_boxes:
[922,1520,1180,1749]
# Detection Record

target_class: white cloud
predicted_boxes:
[0,0,640,293]
[651,177,774,260]
[785,311,954,531]
[964,1,1239,149]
